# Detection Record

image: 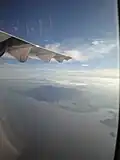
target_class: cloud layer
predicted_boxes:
[1,37,118,69]
[45,38,118,62]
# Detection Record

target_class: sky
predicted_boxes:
[0,0,118,69]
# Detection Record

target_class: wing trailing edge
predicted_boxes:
[0,30,72,63]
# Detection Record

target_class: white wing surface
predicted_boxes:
[0,30,72,63]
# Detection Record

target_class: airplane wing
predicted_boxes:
[0,31,72,63]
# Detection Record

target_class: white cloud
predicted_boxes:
[0,63,118,80]
[44,38,117,62]
[64,50,88,61]
[45,43,61,52]
[91,40,104,45]
[90,41,116,54]
[84,40,117,60]
[92,40,99,45]
[81,64,89,67]
[45,43,89,61]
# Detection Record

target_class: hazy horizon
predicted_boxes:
[0,63,119,160]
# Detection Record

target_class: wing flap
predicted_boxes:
[54,54,72,63]
[7,45,32,62]
[30,46,72,62]
[36,54,54,62]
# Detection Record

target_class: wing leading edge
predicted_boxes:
[0,30,72,63]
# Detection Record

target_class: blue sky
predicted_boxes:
[0,0,118,69]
